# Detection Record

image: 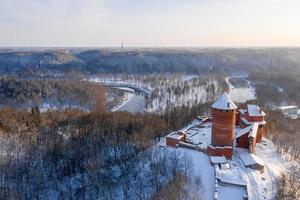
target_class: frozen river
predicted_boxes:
[226,76,256,103]
[113,93,146,113]
[93,75,256,113]
[88,78,148,113]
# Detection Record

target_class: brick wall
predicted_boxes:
[166,137,179,147]
[256,125,264,143]
[207,146,233,159]
[211,109,236,146]
[236,133,249,149]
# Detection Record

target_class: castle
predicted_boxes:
[166,92,266,160]
[207,93,266,158]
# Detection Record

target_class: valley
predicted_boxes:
[0,48,299,200]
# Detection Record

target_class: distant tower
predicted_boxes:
[121,42,124,49]
[208,93,237,159]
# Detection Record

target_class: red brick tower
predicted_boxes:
[208,93,237,159]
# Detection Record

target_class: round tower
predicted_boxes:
[211,93,237,146]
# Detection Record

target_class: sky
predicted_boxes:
[0,0,300,47]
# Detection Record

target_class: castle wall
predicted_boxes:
[243,112,265,122]
[166,137,179,147]
[211,108,236,146]
[248,137,257,153]
[207,145,233,159]
[236,133,249,149]
[256,125,264,143]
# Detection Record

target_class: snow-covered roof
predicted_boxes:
[236,126,252,138]
[178,124,194,133]
[166,132,185,140]
[248,123,258,138]
[256,120,266,125]
[277,105,298,110]
[239,109,247,115]
[212,93,237,110]
[236,122,259,139]
[186,123,212,149]
[247,104,265,117]
[220,163,231,170]
[215,164,246,186]
[210,156,227,164]
[239,153,265,167]
[240,117,251,126]
[208,145,232,150]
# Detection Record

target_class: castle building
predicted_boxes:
[207,93,237,159]
[236,122,259,153]
[165,92,266,160]
[236,105,266,151]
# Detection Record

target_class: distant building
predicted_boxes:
[277,105,298,114]
[277,105,298,119]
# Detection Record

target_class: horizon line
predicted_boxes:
[1,45,300,49]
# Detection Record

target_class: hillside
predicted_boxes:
[1,48,300,75]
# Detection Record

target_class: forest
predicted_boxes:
[0,77,106,112]
[0,47,300,199]
[1,48,300,75]
[249,71,300,105]
[0,73,214,199]
[0,99,212,199]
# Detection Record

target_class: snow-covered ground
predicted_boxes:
[181,148,215,200]
[218,185,247,200]
[39,102,89,112]
[230,138,291,200]
[160,137,289,200]
[147,78,220,113]
[158,137,215,200]
[185,122,212,149]
[158,140,249,200]
[162,116,291,200]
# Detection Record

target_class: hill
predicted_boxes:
[1,48,300,75]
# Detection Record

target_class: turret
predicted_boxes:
[208,93,237,159]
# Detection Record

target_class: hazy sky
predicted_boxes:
[1,0,300,47]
